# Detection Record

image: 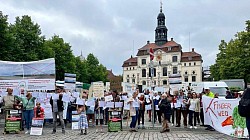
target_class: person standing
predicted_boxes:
[15,92,36,134]
[128,92,138,132]
[50,88,65,134]
[77,104,88,135]
[225,91,234,99]
[138,94,149,129]
[95,98,104,132]
[3,88,15,110]
[153,92,161,124]
[184,92,200,129]
[175,90,188,128]
[159,93,171,133]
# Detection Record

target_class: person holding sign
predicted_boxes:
[77,104,88,135]
[94,98,104,133]
[128,92,139,132]
[137,93,151,129]
[15,92,36,134]
[50,88,65,134]
[159,93,171,133]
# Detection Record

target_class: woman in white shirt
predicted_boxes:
[128,92,139,132]
[184,92,200,129]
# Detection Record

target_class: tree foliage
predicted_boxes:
[210,20,250,84]
[0,11,108,83]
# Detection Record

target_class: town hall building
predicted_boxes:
[122,6,203,88]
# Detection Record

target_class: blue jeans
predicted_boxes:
[130,110,138,128]
[246,117,250,140]
[23,110,34,130]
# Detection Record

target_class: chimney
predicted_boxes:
[192,48,194,52]
[171,38,173,41]
[147,40,150,44]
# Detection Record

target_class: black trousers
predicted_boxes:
[154,110,162,123]
[138,110,145,125]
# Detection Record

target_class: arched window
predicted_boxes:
[142,69,146,77]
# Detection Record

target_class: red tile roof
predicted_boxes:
[122,57,137,67]
[181,51,202,62]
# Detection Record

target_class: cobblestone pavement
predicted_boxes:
[0,124,237,140]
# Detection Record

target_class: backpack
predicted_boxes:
[238,98,250,117]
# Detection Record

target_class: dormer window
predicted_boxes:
[129,62,131,65]
[168,47,172,51]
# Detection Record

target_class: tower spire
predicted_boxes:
[155,0,168,46]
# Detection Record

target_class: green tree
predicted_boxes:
[85,53,108,83]
[0,11,15,61]
[210,20,250,84]
[44,35,76,80]
[75,56,88,83]
[9,15,46,61]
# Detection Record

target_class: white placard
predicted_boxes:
[62,94,70,103]
[124,102,130,110]
[72,92,80,98]
[105,95,113,102]
[76,98,85,105]
[115,102,123,108]
[70,96,75,102]
[30,127,43,136]
[132,101,140,107]
[99,101,105,107]
[145,95,149,99]
[121,96,128,101]
[105,102,114,108]
[146,105,152,110]
[155,105,159,110]
[85,100,95,107]
[52,94,59,100]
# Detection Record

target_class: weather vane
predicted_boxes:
[160,0,163,12]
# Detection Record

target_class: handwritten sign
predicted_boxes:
[92,82,104,98]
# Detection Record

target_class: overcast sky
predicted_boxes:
[0,0,249,75]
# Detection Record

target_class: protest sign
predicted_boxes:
[105,95,113,102]
[92,82,104,98]
[30,118,44,136]
[203,96,248,139]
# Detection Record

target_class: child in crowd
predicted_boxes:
[77,104,88,135]
[34,102,45,118]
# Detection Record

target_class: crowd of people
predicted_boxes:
[0,86,249,137]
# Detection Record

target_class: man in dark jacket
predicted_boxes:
[50,88,65,134]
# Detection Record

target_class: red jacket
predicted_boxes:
[34,107,45,118]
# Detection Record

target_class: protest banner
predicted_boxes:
[203,96,249,139]
[0,58,55,90]
[92,82,104,98]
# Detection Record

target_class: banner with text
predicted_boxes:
[203,96,249,139]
